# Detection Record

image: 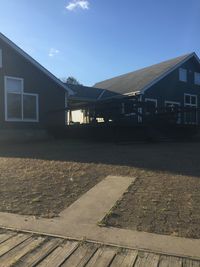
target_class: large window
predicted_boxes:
[194,72,200,85]
[179,68,187,82]
[184,94,197,124]
[5,76,39,122]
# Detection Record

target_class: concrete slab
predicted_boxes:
[1,175,200,260]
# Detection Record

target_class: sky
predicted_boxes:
[0,0,200,86]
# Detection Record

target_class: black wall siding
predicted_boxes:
[0,38,67,129]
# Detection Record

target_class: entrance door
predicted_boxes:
[184,94,197,124]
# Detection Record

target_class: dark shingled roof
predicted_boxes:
[94,53,195,95]
[67,84,104,101]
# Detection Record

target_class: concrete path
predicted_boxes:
[1,175,200,260]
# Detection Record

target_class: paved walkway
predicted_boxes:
[0,229,200,267]
[0,176,200,261]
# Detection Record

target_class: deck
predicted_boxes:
[0,229,200,266]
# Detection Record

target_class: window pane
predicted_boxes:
[191,96,197,105]
[179,68,187,82]
[195,72,200,85]
[7,93,22,119]
[23,94,37,120]
[185,95,190,104]
[6,78,22,93]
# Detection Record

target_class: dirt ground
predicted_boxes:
[1,139,200,239]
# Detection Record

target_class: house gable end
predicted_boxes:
[140,53,200,95]
[0,32,74,95]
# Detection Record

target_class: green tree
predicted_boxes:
[65,76,81,85]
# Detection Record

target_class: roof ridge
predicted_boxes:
[94,53,194,87]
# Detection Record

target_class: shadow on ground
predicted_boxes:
[0,139,200,178]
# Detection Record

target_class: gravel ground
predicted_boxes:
[1,139,200,240]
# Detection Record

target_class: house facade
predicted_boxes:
[0,33,72,140]
[83,52,200,126]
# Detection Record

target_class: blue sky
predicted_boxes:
[0,0,200,86]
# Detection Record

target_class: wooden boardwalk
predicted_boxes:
[0,229,200,266]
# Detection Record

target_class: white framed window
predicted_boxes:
[179,68,187,82]
[184,93,197,106]
[184,93,197,125]
[0,49,2,68]
[4,76,39,122]
[194,72,200,85]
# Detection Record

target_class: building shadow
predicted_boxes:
[0,138,200,178]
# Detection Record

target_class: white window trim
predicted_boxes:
[194,72,200,85]
[184,93,197,106]
[179,68,187,82]
[0,49,2,68]
[145,98,158,107]
[165,101,180,106]
[4,76,39,122]
[184,93,198,125]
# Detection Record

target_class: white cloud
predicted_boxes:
[48,48,60,57]
[66,0,90,11]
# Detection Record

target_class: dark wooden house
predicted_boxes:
[0,33,73,141]
[68,53,200,128]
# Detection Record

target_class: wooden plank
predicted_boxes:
[37,241,79,267]
[134,252,159,267]
[86,246,117,267]
[15,238,62,267]
[62,243,98,267]
[159,255,182,267]
[0,233,30,257]
[0,232,16,244]
[110,250,138,267]
[0,236,45,267]
[182,258,200,267]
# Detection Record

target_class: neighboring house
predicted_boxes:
[0,33,73,140]
[93,53,200,125]
[69,52,200,126]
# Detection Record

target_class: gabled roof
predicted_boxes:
[67,83,120,101]
[94,53,200,95]
[67,84,105,101]
[0,32,74,95]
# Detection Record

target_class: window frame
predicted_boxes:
[184,93,198,125]
[184,93,197,106]
[179,68,187,82]
[4,76,39,122]
[194,72,200,85]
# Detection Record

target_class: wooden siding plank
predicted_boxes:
[134,252,159,267]
[159,255,182,267]
[0,232,16,244]
[0,236,45,267]
[15,238,62,267]
[0,233,30,257]
[110,250,138,267]
[182,258,200,267]
[37,241,79,267]
[61,243,98,267]
[86,247,117,267]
